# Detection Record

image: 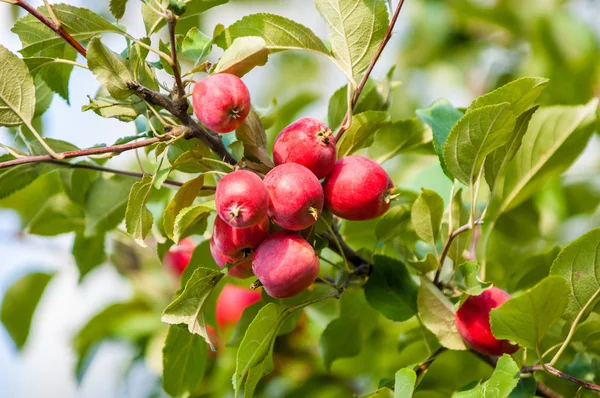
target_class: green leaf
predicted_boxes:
[315,0,389,76]
[468,77,549,117]
[407,252,438,274]
[0,45,35,127]
[59,164,97,206]
[336,111,391,158]
[82,95,144,122]
[453,354,520,398]
[490,276,569,350]
[364,255,418,321]
[25,57,71,105]
[110,0,128,19]
[458,262,492,296]
[1,272,54,350]
[125,174,154,246]
[234,303,290,395]
[163,175,205,241]
[507,247,560,292]
[72,233,105,281]
[487,99,598,219]
[416,99,464,179]
[508,377,537,398]
[394,368,417,398]
[0,163,46,200]
[182,27,212,63]
[87,37,133,100]
[236,111,274,167]
[418,277,466,350]
[328,79,388,128]
[128,38,159,91]
[368,118,433,163]
[228,301,266,347]
[28,194,84,236]
[411,188,444,244]
[375,204,411,242]
[161,267,224,346]
[214,36,269,77]
[484,106,538,189]
[173,203,213,243]
[162,325,207,397]
[550,228,600,323]
[443,103,516,185]
[33,75,53,117]
[84,176,133,236]
[214,13,329,55]
[143,0,227,35]
[141,1,165,35]
[12,4,122,99]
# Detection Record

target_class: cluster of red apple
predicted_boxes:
[191,73,394,299]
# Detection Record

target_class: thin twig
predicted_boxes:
[0,136,170,169]
[335,0,407,141]
[15,0,87,57]
[434,219,483,284]
[166,12,186,100]
[522,365,600,392]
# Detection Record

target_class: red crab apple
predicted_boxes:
[455,287,519,356]
[210,238,254,279]
[192,73,251,133]
[212,215,270,256]
[323,156,394,221]
[216,284,262,328]
[215,170,269,228]
[252,231,320,298]
[164,238,195,275]
[263,163,324,230]
[273,117,336,179]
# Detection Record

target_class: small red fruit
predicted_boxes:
[212,215,270,256]
[215,170,269,228]
[273,117,336,179]
[263,163,324,230]
[216,284,261,328]
[323,156,394,221]
[192,73,251,133]
[252,231,320,298]
[210,238,253,279]
[164,238,195,275]
[455,287,519,356]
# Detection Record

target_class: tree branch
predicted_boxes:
[522,365,600,393]
[43,160,216,190]
[0,136,169,169]
[15,0,87,57]
[126,82,237,165]
[335,0,407,141]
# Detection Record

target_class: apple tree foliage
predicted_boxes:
[0,0,600,397]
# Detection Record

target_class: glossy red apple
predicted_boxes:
[209,237,253,279]
[192,73,251,133]
[252,231,320,298]
[216,284,261,328]
[323,155,394,221]
[212,215,270,256]
[215,170,269,228]
[273,117,336,179]
[455,287,519,356]
[164,238,195,275]
[263,163,324,230]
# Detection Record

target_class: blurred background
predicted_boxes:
[0,0,599,397]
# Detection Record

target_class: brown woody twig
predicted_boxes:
[335,0,407,141]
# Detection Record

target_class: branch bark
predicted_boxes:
[522,364,600,393]
[167,12,186,101]
[335,0,407,141]
[0,136,168,169]
[15,0,87,57]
